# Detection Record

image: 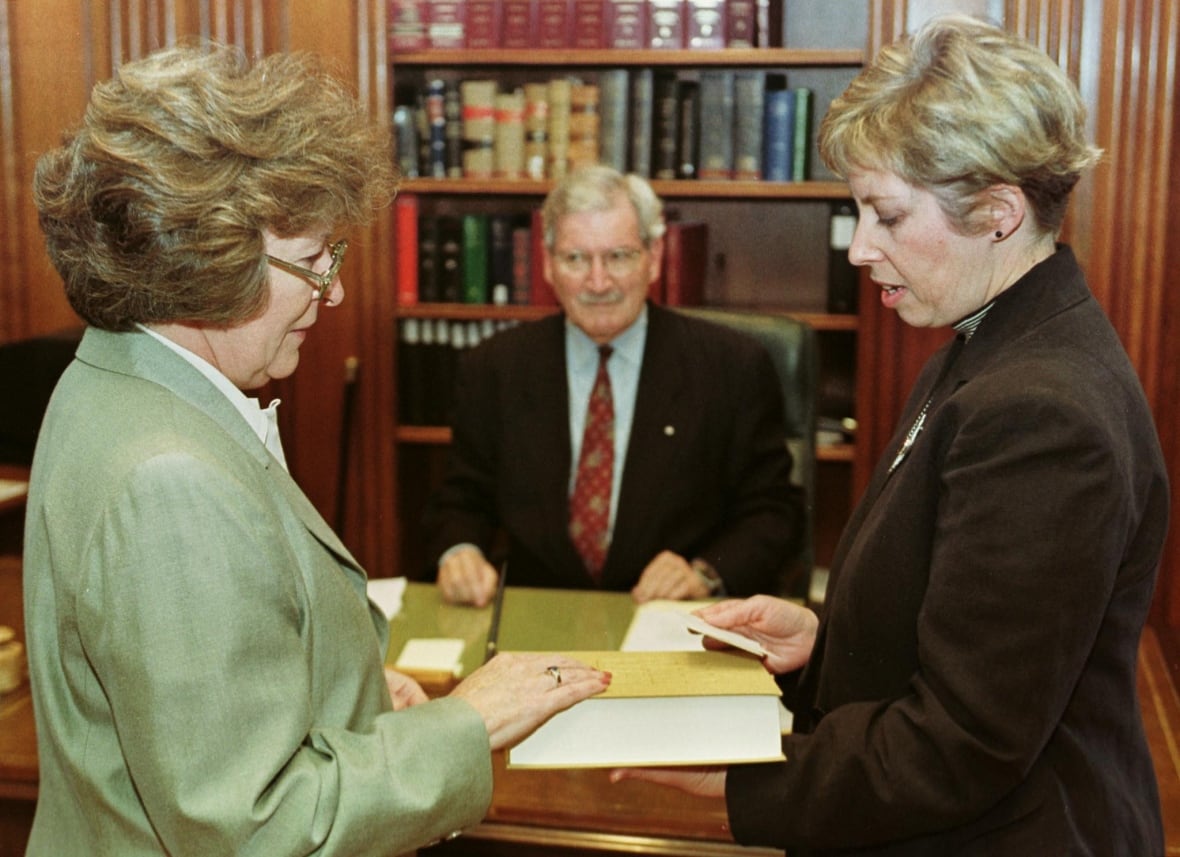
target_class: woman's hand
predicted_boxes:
[609,766,727,798]
[383,668,429,711]
[449,653,611,750]
[697,595,818,674]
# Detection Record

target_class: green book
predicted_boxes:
[791,87,812,182]
[462,213,490,304]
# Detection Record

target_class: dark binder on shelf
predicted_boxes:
[651,70,680,180]
[437,215,465,304]
[827,202,859,314]
[418,213,441,302]
[488,213,515,306]
[397,317,427,425]
[424,79,448,179]
[676,79,700,180]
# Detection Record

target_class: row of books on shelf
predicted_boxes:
[394,192,710,307]
[389,0,779,52]
[395,69,814,183]
[398,315,860,439]
[398,316,514,425]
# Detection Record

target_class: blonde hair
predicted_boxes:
[541,164,666,249]
[819,15,1101,236]
[34,42,399,330]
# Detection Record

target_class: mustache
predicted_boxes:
[574,290,625,306]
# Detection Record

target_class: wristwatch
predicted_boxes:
[690,558,725,596]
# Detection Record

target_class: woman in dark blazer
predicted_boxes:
[616,15,1169,855]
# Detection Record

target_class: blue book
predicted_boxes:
[762,85,795,182]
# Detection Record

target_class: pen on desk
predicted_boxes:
[483,563,507,663]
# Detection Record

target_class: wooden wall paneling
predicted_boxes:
[1158,56,1180,630]
[281,0,399,576]
[4,0,92,341]
[0,0,21,343]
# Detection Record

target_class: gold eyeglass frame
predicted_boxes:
[266,239,348,301]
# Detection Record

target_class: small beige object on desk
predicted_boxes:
[0,625,25,693]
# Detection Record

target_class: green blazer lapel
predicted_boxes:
[77,328,359,568]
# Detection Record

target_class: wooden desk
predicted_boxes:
[3,578,1179,856]
[388,583,776,855]
[0,466,29,517]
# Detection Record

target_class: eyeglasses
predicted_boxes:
[266,239,348,301]
[553,247,645,278]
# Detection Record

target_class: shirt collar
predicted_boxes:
[565,304,649,367]
[137,324,276,446]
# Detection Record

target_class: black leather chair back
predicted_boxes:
[675,308,817,597]
[0,329,84,466]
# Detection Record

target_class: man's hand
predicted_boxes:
[696,595,818,675]
[631,550,712,603]
[437,545,499,606]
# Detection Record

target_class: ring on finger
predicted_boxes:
[546,665,562,686]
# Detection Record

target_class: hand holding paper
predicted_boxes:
[695,595,820,675]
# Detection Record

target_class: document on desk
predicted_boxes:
[0,479,28,505]
[620,600,769,657]
[506,649,786,769]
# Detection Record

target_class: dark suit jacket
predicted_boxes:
[727,247,1169,855]
[422,303,802,595]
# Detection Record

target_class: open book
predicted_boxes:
[506,648,786,769]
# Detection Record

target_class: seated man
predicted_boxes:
[422,164,803,606]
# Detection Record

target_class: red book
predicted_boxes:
[647,0,684,48]
[686,0,725,47]
[724,0,755,46]
[395,194,420,306]
[529,209,558,306]
[536,0,573,47]
[659,221,708,306]
[466,0,503,47]
[605,0,648,48]
[427,0,467,47]
[571,0,607,47]
[501,0,536,47]
[388,0,430,51]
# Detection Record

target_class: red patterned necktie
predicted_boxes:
[569,345,614,580]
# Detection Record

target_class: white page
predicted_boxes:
[508,694,785,768]
[367,576,407,620]
[620,600,713,651]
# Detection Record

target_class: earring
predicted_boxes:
[995,230,1003,239]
